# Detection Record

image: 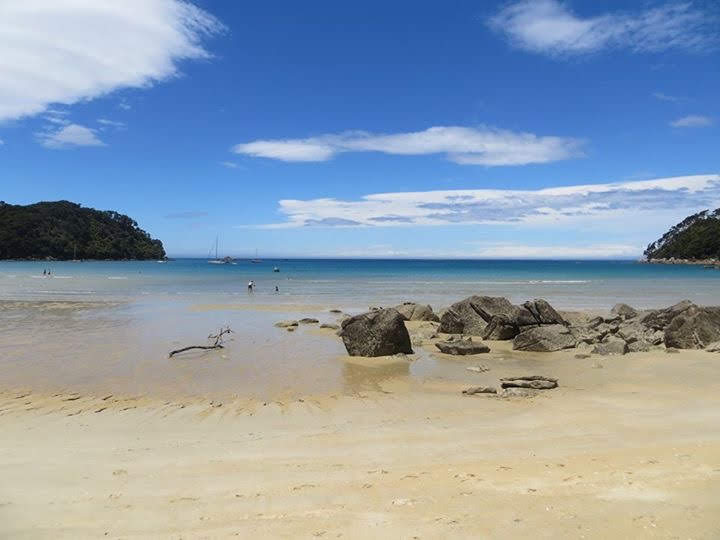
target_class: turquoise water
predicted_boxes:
[1,258,719,309]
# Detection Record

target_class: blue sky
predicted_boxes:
[1,0,719,258]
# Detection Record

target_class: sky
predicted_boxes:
[1,0,719,259]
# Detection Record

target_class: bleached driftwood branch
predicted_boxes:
[168,327,233,358]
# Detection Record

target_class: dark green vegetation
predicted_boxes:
[0,201,165,260]
[645,208,720,261]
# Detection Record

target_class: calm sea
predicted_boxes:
[1,258,719,310]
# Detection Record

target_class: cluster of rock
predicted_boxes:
[284,297,720,358]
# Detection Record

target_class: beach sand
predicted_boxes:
[2,330,720,538]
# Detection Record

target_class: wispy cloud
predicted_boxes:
[652,91,683,103]
[37,124,105,149]
[670,115,714,127]
[164,211,209,219]
[97,119,126,129]
[221,161,240,168]
[0,1,224,123]
[488,0,717,56]
[251,175,720,229]
[233,126,585,166]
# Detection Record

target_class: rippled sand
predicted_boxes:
[1,300,720,538]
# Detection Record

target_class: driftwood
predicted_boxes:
[168,327,233,358]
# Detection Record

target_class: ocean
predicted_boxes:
[1,258,719,310]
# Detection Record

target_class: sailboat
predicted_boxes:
[208,236,233,264]
[250,248,262,264]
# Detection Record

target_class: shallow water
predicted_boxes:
[2,258,719,309]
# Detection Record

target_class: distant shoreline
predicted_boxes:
[642,257,720,266]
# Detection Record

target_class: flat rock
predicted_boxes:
[319,323,339,330]
[462,386,497,395]
[339,308,413,357]
[512,325,576,352]
[435,337,490,355]
[298,318,319,324]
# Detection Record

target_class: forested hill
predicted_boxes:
[644,208,720,261]
[0,201,165,260]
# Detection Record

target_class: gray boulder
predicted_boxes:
[299,318,319,324]
[512,325,576,352]
[439,295,563,338]
[663,306,720,349]
[320,323,339,330]
[592,335,628,355]
[393,302,440,322]
[522,299,566,325]
[611,303,638,319]
[641,300,695,330]
[705,341,720,353]
[435,337,490,355]
[339,308,413,357]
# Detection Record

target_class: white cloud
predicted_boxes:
[37,123,105,148]
[251,174,720,229]
[465,243,641,259]
[652,92,683,103]
[97,118,126,129]
[233,126,585,166]
[0,138,4,146]
[0,0,223,123]
[488,0,716,56]
[221,161,239,168]
[670,115,713,127]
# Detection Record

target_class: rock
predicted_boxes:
[569,326,602,345]
[592,335,628,355]
[274,320,299,328]
[480,316,518,340]
[435,337,490,355]
[500,387,540,398]
[500,376,558,390]
[627,340,651,353]
[466,365,489,373]
[522,299,566,325]
[462,386,497,395]
[320,323,339,330]
[705,341,720,352]
[329,309,342,314]
[665,347,680,354]
[286,327,295,332]
[641,300,695,330]
[299,318,319,324]
[611,303,638,319]
[409,321,439,340]
[439,295,563,338]
[574,353,591,359]
[512,325,576,352]
[393,302,439,322]
[663,306,720,349]
[339,308,413,357]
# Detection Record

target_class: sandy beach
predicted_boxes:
[2,300,720,539]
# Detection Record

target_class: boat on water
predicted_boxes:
[250,248,262,264]
[273,266,280,272]
[208,236,234,264]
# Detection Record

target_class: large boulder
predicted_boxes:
[512,325,577,352]
[393,302,439,322]
[435,337,490,355]
[663,306,720,349]
[640,300,695,330]
[339,308,413,357]
[611,303,638,319]
[439,296,563,338]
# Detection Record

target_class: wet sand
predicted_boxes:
[1,301,720,538]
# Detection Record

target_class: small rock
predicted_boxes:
[299,318,319,324]
[611,303,639,319]
[274,320,299,328]
[329,309,342,314]
[665,347,680,354]
[466,365,490,373]
[592,335,628,356]
[319,323,339,330]
[706,341,720,352]
[462,386,497,395]
[574,353,591,359]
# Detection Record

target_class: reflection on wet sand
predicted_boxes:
[341,355,411,394]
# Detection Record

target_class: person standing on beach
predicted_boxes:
[248,280,254,292]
